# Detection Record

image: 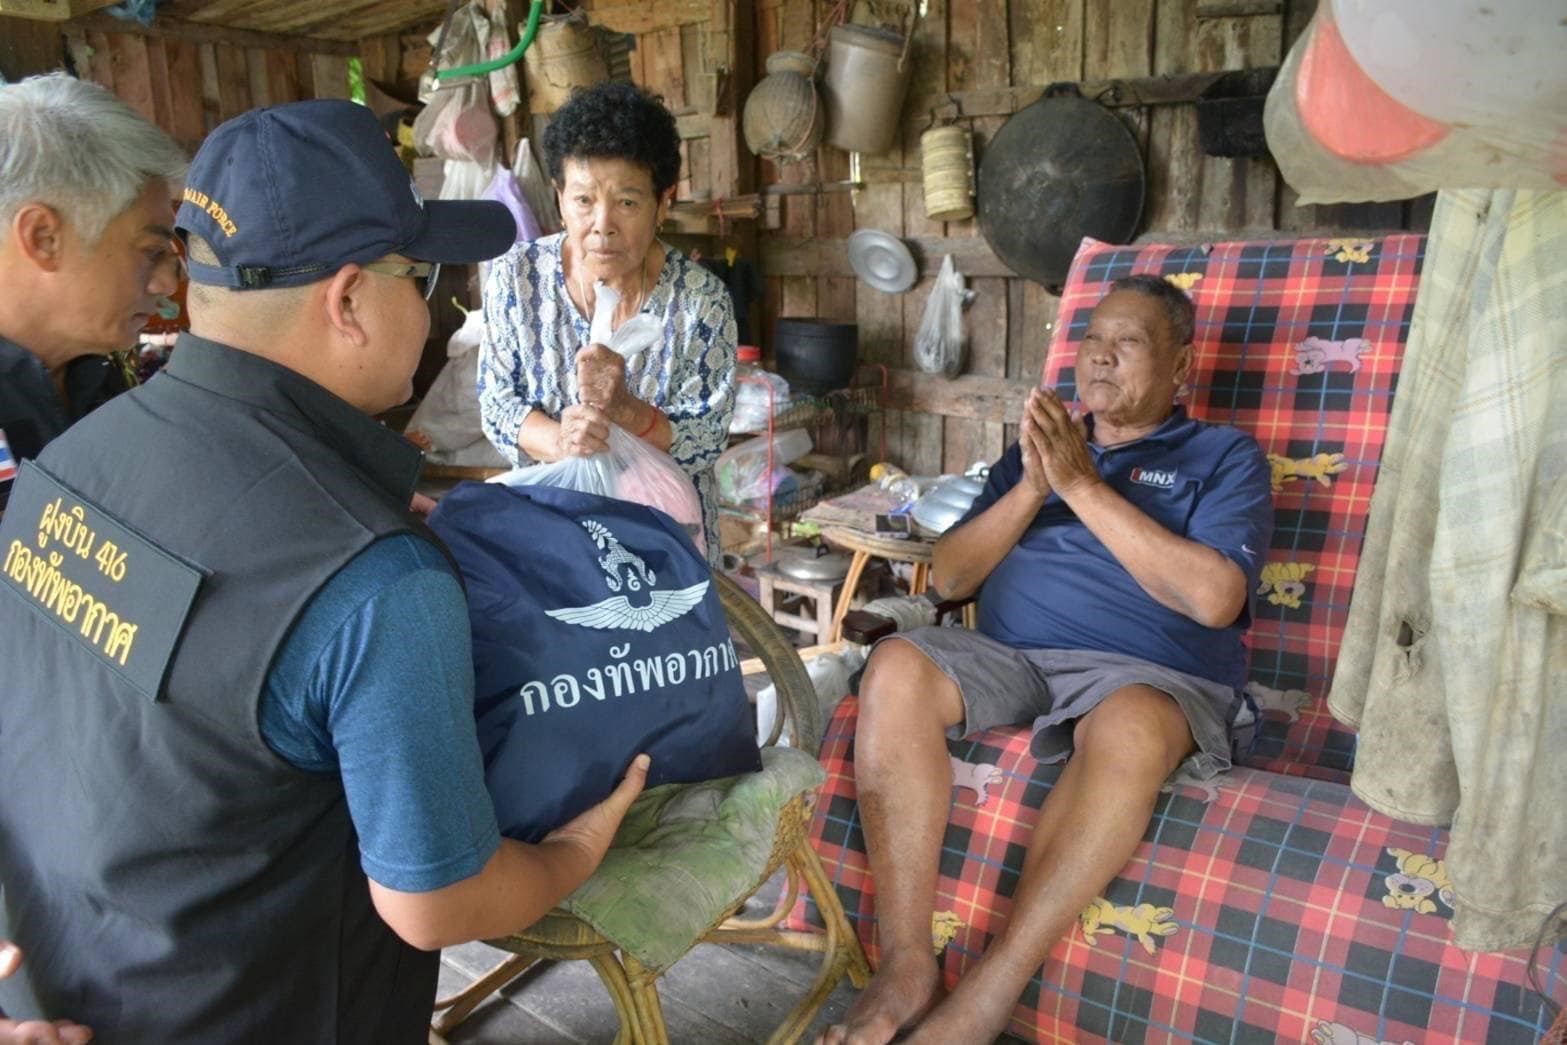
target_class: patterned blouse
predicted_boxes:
[477,233,737,566]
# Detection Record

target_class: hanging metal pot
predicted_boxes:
[976,84,1145,289]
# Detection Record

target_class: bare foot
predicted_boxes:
[901,955,1022,1045]
[816,954,945,1045]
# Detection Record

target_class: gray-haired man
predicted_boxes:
[0,72,187,513]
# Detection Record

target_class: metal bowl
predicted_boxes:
[775,549,853,582]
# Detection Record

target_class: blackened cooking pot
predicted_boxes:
[774,318,858,396]
[976,85,1146,289]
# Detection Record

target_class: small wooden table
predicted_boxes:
[819,525,936,641]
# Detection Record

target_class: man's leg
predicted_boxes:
[817,638,967,1045]
[906,684,1196,1044]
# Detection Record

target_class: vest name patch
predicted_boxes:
[1129,466,1177,489]
[0,462,204,699]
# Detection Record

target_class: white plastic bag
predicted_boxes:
[406,309,512,468]
[715,428,812,504]
[489,424,705,555]
[588,281,662,361]
[730,369,791,433]
[511,138,561,234]
[913,254,968,378]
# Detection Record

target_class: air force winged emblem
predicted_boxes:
[545,519,709,632]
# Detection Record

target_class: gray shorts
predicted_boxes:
[877,626,1248,781]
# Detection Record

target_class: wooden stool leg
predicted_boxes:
[911,561,930,596]
[816,579,839,641]
[757,570,777,618]
[830,551,871,642]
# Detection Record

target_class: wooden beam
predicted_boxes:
[877,367,1037,424]
[761,234,1017,280]
[0,14,63,75]
[1197,0,1283,17]
[903,70,1230,128]
[586,0,710,36]
[740,640,846,678]
[70,12,358,56]
[674,112,712,141]
[0,0,114,22]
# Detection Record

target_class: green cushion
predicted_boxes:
[559,746,826,972]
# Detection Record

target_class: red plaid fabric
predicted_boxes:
[799,698,1563,1043]
[787,234,1565,1040]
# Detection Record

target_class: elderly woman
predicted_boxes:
[478,82,736,565]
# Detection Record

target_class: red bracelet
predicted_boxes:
[634,407,660,439]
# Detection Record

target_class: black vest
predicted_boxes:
[0,334,440,1043]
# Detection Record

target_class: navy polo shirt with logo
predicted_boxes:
[961,406,1273,690]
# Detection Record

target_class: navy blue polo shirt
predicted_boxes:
[962,406,1273,690]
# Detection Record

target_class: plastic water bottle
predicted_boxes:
[870,463,919,508]
[730,345,791,433]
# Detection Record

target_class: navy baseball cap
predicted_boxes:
[177,98,515,290]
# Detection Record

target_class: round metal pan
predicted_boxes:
[976,87,1146,289]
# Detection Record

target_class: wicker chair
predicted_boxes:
[430,572,871,1044]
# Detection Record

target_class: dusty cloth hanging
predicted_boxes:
[1328,186,1567,951]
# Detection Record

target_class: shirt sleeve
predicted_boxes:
[663,273,737,477]
[477,245,533,467]
[260,534,501,893]
[1187,434,1275,593]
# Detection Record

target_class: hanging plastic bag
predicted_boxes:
[511,138,561,234]
[406,309,512,469]
[483,165,542,245]
[475,0,521,117]
[913,254,969,378]
[490,424,705,556]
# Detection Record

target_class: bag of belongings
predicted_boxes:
[428,482,762,842]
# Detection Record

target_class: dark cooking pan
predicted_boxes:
[976,84,1145,289]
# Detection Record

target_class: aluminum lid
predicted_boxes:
[847,228,918,294]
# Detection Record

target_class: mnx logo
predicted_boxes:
[1129,466,1176,489]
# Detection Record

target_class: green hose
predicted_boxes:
[435,0,544,81]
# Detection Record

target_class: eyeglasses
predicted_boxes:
[363,259,441,301]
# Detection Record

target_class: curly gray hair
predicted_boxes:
[0,72,186,245]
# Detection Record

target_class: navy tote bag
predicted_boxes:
[429,482,762,843]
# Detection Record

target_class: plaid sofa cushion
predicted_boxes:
[1043,234,1425,779]
[796,697,1564,1044]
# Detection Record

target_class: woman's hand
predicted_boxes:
[556,404,611,458]
[576,344,629,413]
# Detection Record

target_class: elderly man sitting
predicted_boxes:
[820,274,1274,1045]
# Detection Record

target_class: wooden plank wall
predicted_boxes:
[5,18,361,154]
[579,0,756,236]
[751,0,1433,477]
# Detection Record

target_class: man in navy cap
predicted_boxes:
[0,99,648,1043]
